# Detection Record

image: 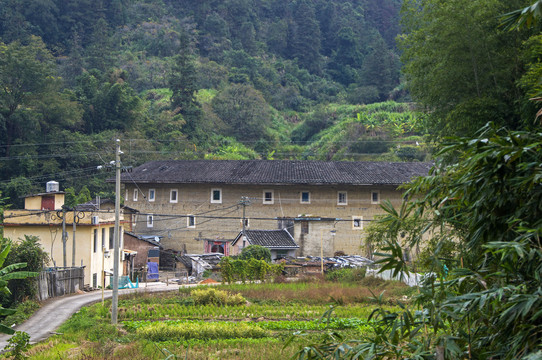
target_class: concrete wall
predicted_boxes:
[24,193,65,210]
[124,183,405,257]
[3,211,124,289]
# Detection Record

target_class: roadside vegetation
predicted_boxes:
[14,273,411,359]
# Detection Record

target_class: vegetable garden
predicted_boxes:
[17,275,411,359]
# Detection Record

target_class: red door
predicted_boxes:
[41,196,55,210]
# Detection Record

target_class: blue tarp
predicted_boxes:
[110,276,139,289]
[147,262,159,280]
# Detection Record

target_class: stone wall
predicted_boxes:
[124,183,404,256]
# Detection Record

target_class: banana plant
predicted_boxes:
[0,243,38,334]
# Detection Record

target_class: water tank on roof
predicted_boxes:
[46,181,59,193]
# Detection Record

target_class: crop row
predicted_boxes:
[124,318,373,332]
[115,303,382,320]
[135,321,270,341]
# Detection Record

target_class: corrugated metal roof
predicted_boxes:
[118,160,432,186]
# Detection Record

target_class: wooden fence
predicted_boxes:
[37,267,85,301]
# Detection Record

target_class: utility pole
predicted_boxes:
[62,206,67,268]
[111,139,121,324]
[239,197,251,234]
[72,208,76,267]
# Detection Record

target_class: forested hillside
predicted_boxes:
[0,0,418,206]
[0,0,538,207]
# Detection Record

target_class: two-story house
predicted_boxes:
[3,182,129,288]
[120,160,431,257]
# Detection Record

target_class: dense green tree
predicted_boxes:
[76,70,142,134]
[18,0,59,45]
[211,83,272,144]
[294,124,542,359]
[85,18,113,73]
[0,36,63,157]
[361,33,400,100]
[364,0,401,48]
[239,22,257,54]
[328,27,364,85]
[288,0,322,74]
[399,0,530,137]
[64,186,91,208]
[55,0,108,47]
[265,19,288,56]
[0,177,36,210]
[0,0,32,43]
[168,33,204,138]
[200,12,232,59]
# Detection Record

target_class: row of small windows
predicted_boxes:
[146,214,196,229]
[131,188,380,205]
[144,213,364,231]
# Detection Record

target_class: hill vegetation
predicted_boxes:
[0,0,423,206]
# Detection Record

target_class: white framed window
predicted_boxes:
[338,191,347,205]
[371,191,380,204]
[133,189,138,201]
[148,189,155,202]
[147,215,154,228]
[352,216,363,229]
[263,190,274,204]
[187,215,196,228]
[300,191,311,204]
[170,189,178,203]
[211,188,222,204]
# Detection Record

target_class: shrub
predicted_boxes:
[3,331,30,360]
[220,257,284,284]
[325,267,366,283]
[191,288,245,306]
[0,301,40,328]
[238,245,271,263]
[0,236,48,306]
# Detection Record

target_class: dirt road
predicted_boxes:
[0,282,182,350]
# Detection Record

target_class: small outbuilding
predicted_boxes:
[123,232,162,277]
[231,229,299,260]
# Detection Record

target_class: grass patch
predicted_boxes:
[211,278,411,305]
[1,300,40,328]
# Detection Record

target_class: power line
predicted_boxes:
[0,137,426,149]
[0,166,99,185]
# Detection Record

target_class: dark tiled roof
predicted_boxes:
[75,198,138,213]
[233,229,299,249]
[118,160,432,186]
[75,198,114,211]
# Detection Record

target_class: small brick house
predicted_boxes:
[123,232,162,270]
[231,229,299,260]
